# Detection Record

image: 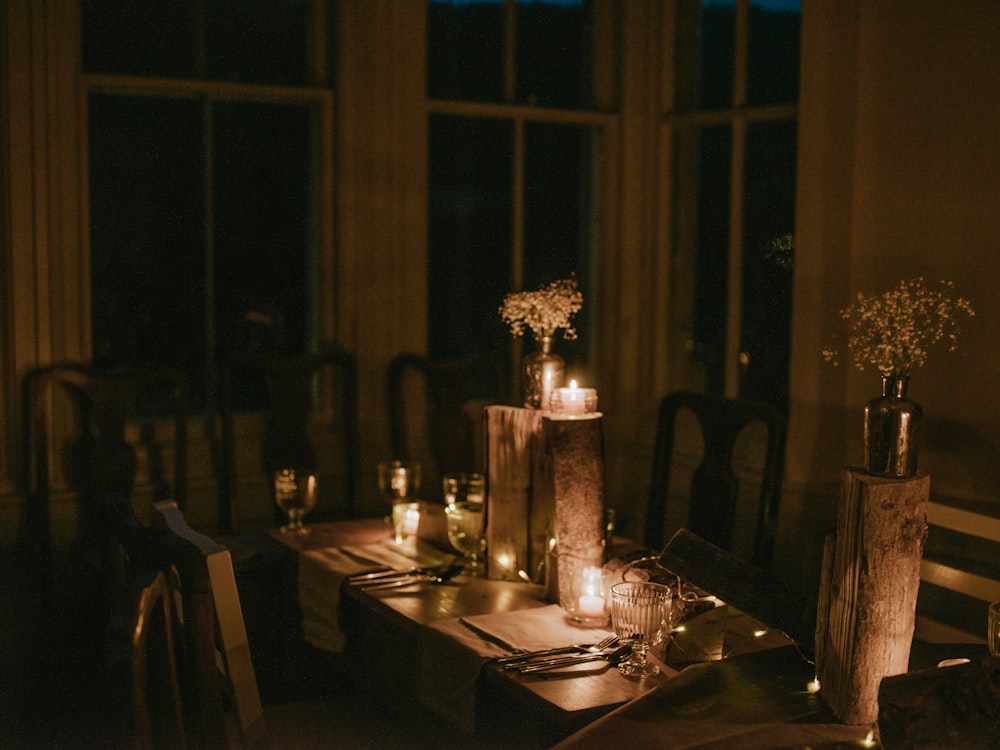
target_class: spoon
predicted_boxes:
[515,644,633,674]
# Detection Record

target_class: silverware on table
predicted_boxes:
[347,563,458,585]
[513,644,632,674]
[352,564,465,590]
[496,634,619,667]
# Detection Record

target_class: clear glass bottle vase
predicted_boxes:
[522,335,564,409]
[864,375,922,478]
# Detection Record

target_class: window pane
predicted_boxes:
[82,0,195,77]
[700,0,735,109]
[517,0,594,109]
[206,0,309,85]
[213,102,314,357]
[428,115,513,369]
[427,0,505,101]
[523,122,596,372]
[747,0,800,106]
[89,95,206,373]
[739,120,796,406]
[691,125,732,396]
[82,0,310,84]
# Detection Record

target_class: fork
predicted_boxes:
[496,633,619,667]
[513,644,632,674]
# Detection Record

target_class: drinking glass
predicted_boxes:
[989,601,1000,656]
[445,501,486,577]
[377,460,421,508]
[610,581,673,679]
[273,468,318,535]
[442,472,485,507]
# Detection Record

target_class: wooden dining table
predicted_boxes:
[266,518,988,749]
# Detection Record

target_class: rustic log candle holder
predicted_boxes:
[815,468,930,725]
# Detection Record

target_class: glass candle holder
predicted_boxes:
[549,381,598,418]
[391,501,421,545]
[562,562,610,627]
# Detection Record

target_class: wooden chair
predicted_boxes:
[21,363,189,666]
[916,499,1000,643]
[644,391,787,569]
[106,569,188,750]
[104,495,471,750]
[387,353,505,501]
[104,493,264,749]
[218,348,358,534]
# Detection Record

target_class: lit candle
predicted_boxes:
[551,380,598,417]
[807,677,821,694]
[403,507,420,535]
[393,501,420,544]
[578,566,606,617]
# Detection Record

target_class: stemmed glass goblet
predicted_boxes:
[377,460,421,507]
[445,501,486,577]
[610,581,673,679]
[274,468,318,535]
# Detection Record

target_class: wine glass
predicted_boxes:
[274,468,318,535]
[377,460,421,507]
[442,472,485,508]
[445,501,486,577]
[610,581,673,679]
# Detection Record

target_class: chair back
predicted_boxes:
[104,494,266,750]
[106,569,188,750]
[387,353,505,501]
[219,348,358,533]
[645,391,786,568]
[22,363,188,621]
[917,500,1000,643]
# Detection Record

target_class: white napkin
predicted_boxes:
[416,604,614,733]
[460,604,613,652]
[298,539,458,653]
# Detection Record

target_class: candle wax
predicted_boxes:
[578,595,606,618]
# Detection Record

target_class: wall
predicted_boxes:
[779,0,1000,595]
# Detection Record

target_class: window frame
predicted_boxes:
[663,0,798,399]
[81,42,336,408]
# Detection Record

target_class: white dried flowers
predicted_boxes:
[499,276,583,341]
[822,277,974,378]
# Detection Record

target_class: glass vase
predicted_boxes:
[522,335,564,409]
[864,375,922,478]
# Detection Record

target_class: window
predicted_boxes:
[668,0,800,407]
[82,0,331,408]
[426,0,610,393]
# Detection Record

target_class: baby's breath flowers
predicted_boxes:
[822,277,974,377]
[499,276,584,341]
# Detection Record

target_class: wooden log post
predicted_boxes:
[545,414,607,616]
[815,468,930,725]
[483,406,552,581]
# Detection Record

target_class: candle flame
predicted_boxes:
[569,379,577,390]
[863,727,877,747]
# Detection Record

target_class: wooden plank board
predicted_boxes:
[484,406,551,581]
[657,528,816,648]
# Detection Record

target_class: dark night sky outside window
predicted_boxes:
[427,0,597,398]
[83,1,320,410]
